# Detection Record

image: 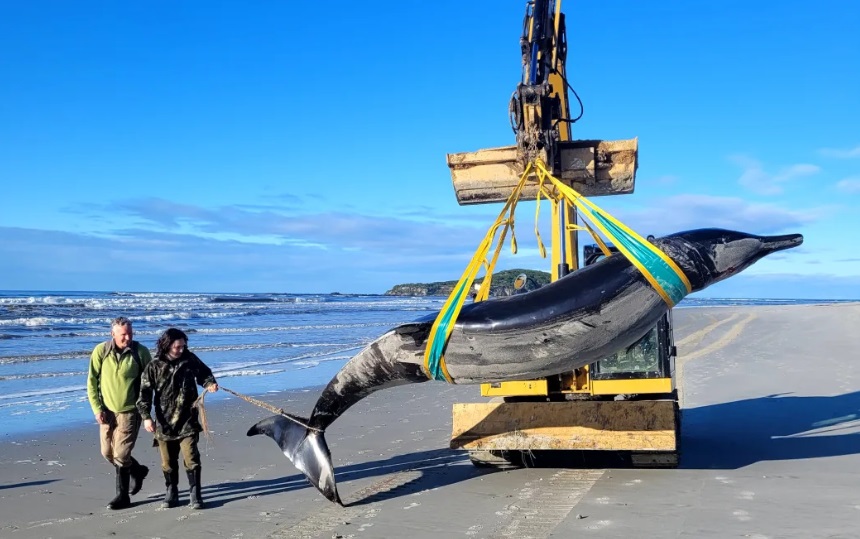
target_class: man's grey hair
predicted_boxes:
[111,316,133,330]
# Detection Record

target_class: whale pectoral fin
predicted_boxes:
[247,415,342,505]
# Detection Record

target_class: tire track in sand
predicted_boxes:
[269,470,421,539]
[676,312,757,405]
[675,312,742,355]
[478,469,605,539]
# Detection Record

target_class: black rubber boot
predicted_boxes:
[186,468,204,510]
[129,457,149,496]
[161,470,179,509]
[107,466,131,510]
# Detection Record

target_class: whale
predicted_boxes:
[248,228,803,504]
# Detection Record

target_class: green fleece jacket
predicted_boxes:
[87,340,153,415]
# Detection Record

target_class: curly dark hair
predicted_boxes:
[155,327,189,359]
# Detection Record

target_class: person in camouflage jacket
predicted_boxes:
[137,327,218,509]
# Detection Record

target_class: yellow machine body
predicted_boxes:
[452,400,679,452]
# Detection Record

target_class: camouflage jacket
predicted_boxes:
[137,351,216,441]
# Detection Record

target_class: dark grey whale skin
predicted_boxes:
[248,228,803,504]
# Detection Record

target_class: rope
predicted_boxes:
[192,388,214,445]
[194,385,324,432]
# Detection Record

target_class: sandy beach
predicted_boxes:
[2,303,860,538]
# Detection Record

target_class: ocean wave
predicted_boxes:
[210,296,276,304]
[1,293,240,313]
[0,298,440,334]
[211,345,361,375]
[29,321,393,338]
[0,340,357,365]
[0,384,84,402]
[313,354,352,363]
[292,355,352,366]
[0,311,237,328]
[0,296,87,306]
[286,296,322,303]
[206,295,332,304]
[0,350,90,364]
[0,371,85,381]
[40,328,183,338]
[216,368,286,378]
[289,361,319,369]
[0,394,89,416]
[191,322,395,334]
[193,342,349,353]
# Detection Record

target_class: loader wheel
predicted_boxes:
[468,450,524,469]
[630,451,679,468]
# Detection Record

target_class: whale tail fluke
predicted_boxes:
[247,415,342,505]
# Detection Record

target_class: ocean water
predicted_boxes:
[0,290,444,437]
[0,290,850,437]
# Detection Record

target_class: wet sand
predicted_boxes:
[2,303,860,538]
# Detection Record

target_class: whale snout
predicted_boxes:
[761,233,803,253]
[668,228,806,293]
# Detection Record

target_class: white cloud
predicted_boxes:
[730,155,820,195]
[34,191,830,293]
[819,145,860,158]
[0,225,480,293]
[609,194,818,237]
[835,177,860,194]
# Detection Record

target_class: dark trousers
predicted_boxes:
[157,434,200,473]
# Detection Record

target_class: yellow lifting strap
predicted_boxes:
[423,159,692,383]
[531,160,691,306]
[422,162,534,382]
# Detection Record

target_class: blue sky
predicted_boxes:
[1,1,858,298]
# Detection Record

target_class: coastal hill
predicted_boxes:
[384,268,551,297]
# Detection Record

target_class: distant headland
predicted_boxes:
[384,269,551,297]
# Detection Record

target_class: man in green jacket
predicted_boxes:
[87,316,153,510]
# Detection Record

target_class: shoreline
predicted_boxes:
[0,383,331,442]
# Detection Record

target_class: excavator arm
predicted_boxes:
[446,1,637,207]
[511,0,574,168]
